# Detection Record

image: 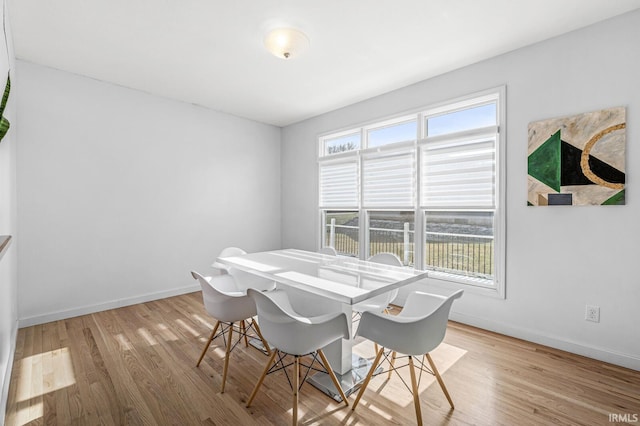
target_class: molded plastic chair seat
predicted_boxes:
[351,289,464,426]
[191,270,272,393]
[246,288,350,425]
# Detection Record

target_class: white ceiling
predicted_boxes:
[8,0,640,127]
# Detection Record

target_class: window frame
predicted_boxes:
[318,86,506,298]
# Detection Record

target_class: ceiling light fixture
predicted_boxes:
[264,27,309,59]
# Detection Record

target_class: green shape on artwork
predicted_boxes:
[528,130,561,192]
[0,72,10,142]
[602,189,625,205]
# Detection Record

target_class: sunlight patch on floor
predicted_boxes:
[211,346,227,358]
[17,347,76,403]
[367,403,395,421]
[192,313,214,329]
[175,318,200,337]
[156,323,179,341]
[137,327,158,346]
[115,333,132,351]
[14,401,43,426]
[352,339,467,409]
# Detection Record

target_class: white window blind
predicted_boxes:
[319,161,358,208]
[363,151,415,208]
[421,135,496,208]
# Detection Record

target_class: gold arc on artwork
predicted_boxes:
[580,123,625,190]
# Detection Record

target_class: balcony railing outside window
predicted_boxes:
[325,222,359,257]
[425,231,494,278]
[325,215,494,279]
[425,210,494,280]
[368,211,415,266]
[323,211,359,257]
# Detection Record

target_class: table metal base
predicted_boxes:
[307,354,381,402]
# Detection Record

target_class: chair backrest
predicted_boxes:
[208,245,276,291]
[356,289,463,356]
[367,252,402,301]
[247,289,349,356]
[211,246,247,273]
[218,246,247,258]
[228,268,276,292]
[368,252,402,266]
[318,246,338,256]
[398,290,463,355]
[191,270,257,323]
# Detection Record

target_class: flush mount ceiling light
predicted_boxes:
[264,27,309,59]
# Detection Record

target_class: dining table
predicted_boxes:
[215,248,429,400]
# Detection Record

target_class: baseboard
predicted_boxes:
[18,284,201,328]
[450,311,640,371]
[1,319,18,425]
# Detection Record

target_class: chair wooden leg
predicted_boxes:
[374,343,379,354]
[196,321,220,367]
[247,350,278,407]
[241,320,249,347]
[388,351,397,380]
[252,320,271,355]
[293,356,299,426]
[425,353,454,409]
[221,323,234,393]
[317,349,348,406]
[408,356,423,426]
[352,347,384,411]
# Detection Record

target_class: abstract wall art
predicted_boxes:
[527,107,626,206]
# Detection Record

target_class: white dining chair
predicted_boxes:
[191,270,271,393]
[352,252,403,316]
[318,246,338,256]
[246,288,350,426]
[211,246,246,274]
[351,289,464,426]
[211,246,276,292]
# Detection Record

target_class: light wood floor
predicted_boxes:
[5,292,640,425]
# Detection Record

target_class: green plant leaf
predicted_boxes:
[0,72,10,142]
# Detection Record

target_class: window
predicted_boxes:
[368,211,415,266]
[318,88,505,296]
[426,103,496,137]
[322,131,361,156]
[367,118,417,148]
[322,211,359,257]
[424,210,494,279]
[362,150,415,208]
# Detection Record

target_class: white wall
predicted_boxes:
[16,61,282,325]
[0,104,17,426]
[0,0,18,418]
[281,10,640,369]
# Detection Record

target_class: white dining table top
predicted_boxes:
[216,248,428,305]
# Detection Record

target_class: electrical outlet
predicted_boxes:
[585,305,600,323]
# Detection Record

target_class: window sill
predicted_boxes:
[426,270,505,299]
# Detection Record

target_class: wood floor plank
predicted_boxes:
[64,316,101,424]
[5,292,640,425]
